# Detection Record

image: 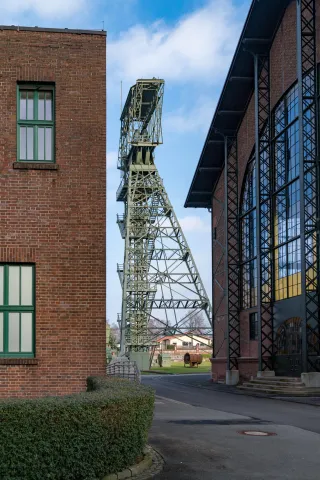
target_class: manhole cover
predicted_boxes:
[239,430,276,436]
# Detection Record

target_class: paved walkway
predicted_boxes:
[143,374,320,479]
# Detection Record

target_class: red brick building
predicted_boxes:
[0,26,106,397]
[186,0,320,385]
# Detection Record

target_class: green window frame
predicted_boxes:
[0,265,35,358]
[17,84,55,162]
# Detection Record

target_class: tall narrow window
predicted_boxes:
[273,82,301,300]
[249,312,258,340]
[0,265,35,357]
[17,85,54,162]
[240,158,257,309]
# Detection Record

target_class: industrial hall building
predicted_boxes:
[0,26,106,397]
[186,0,320,386]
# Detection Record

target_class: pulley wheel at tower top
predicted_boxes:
[184,353,203,366]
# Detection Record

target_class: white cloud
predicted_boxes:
[0,0,87,18]
[164,96,217,134]
[107,151,118,170]
[108,0,245,84]
[179,215,211,233]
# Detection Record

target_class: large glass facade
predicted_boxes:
[240,81,303,308]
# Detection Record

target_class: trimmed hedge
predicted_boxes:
[0,376,155,480]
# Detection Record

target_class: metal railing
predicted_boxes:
[106,357,141,383]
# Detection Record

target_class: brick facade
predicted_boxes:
[211,0,320,382]
[0,28,106,397]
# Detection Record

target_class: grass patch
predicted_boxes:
[150,361,211,375]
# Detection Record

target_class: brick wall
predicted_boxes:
[211,0,320,380]
[0,28,106,397]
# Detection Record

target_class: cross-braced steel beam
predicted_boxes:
[254,53,274,372]
[296,0,320,372]
[224,137,240,370]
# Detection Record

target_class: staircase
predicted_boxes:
[237,377,320,396]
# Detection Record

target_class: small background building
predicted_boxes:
[157,334,212,350]
[0,26,106,397]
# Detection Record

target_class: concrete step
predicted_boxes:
[242,382,306,391]
[253,377,302,383]
[238,385,320,396]
[248,380,304,388]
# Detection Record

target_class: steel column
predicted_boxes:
[254,52,274,372]
[296,0,320,372]
[224,137,240,370]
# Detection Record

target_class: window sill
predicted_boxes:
[0,358,38,365]
[13,162,58,171]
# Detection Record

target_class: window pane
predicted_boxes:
[288,181,300,240]
[9,266,20,305]
[38,127,45,160]
[250,313,258,340]
[21,313,33,352]
[274,100,285,134]
[0,266,3,305]
[0,313,3,352]
[275,134,286,189]
[21,267,33,305]
[27,91,34,120]
[20,91,27,120]
[38,92,45,120]
[45,128,52,161]
[27,127,34,160]
[287,84,298,124]
[8,312,20,352]
[45,92,52,121]
[20,126,27,160]
[288,122,299,181]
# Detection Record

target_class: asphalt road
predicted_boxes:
[142,374,320,479]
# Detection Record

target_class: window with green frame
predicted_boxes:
[17,84,54,162]
[0,265,35,357]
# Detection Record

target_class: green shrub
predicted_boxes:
[0,376,154,480]
[166,344,175,350]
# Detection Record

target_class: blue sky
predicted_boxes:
[2,0,251,324]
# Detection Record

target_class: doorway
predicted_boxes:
[274,317,302,377]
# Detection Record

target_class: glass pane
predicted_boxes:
[38,127,45,160]
[0,266,3,305]
[21,313,33,352]
[0,313,3,352]
[27,91,34,120]
[20,91,27,120]
[287,84,298,124]
[9,266,20,305]
[45,92,52,121]
[21,267,33,305]
[274,100,285,134]
[27,127,34,160]
[20,126,27,160]
[8,312,20,352]
[45,128,52,161]
[38,92,45,120]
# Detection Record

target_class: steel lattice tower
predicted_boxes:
[116,79,212,364]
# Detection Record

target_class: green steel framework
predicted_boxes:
[116,79,212,354]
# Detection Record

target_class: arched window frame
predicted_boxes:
[239,79,306,309]
[272,81,301,301]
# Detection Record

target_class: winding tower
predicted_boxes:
[116,79,212,368]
